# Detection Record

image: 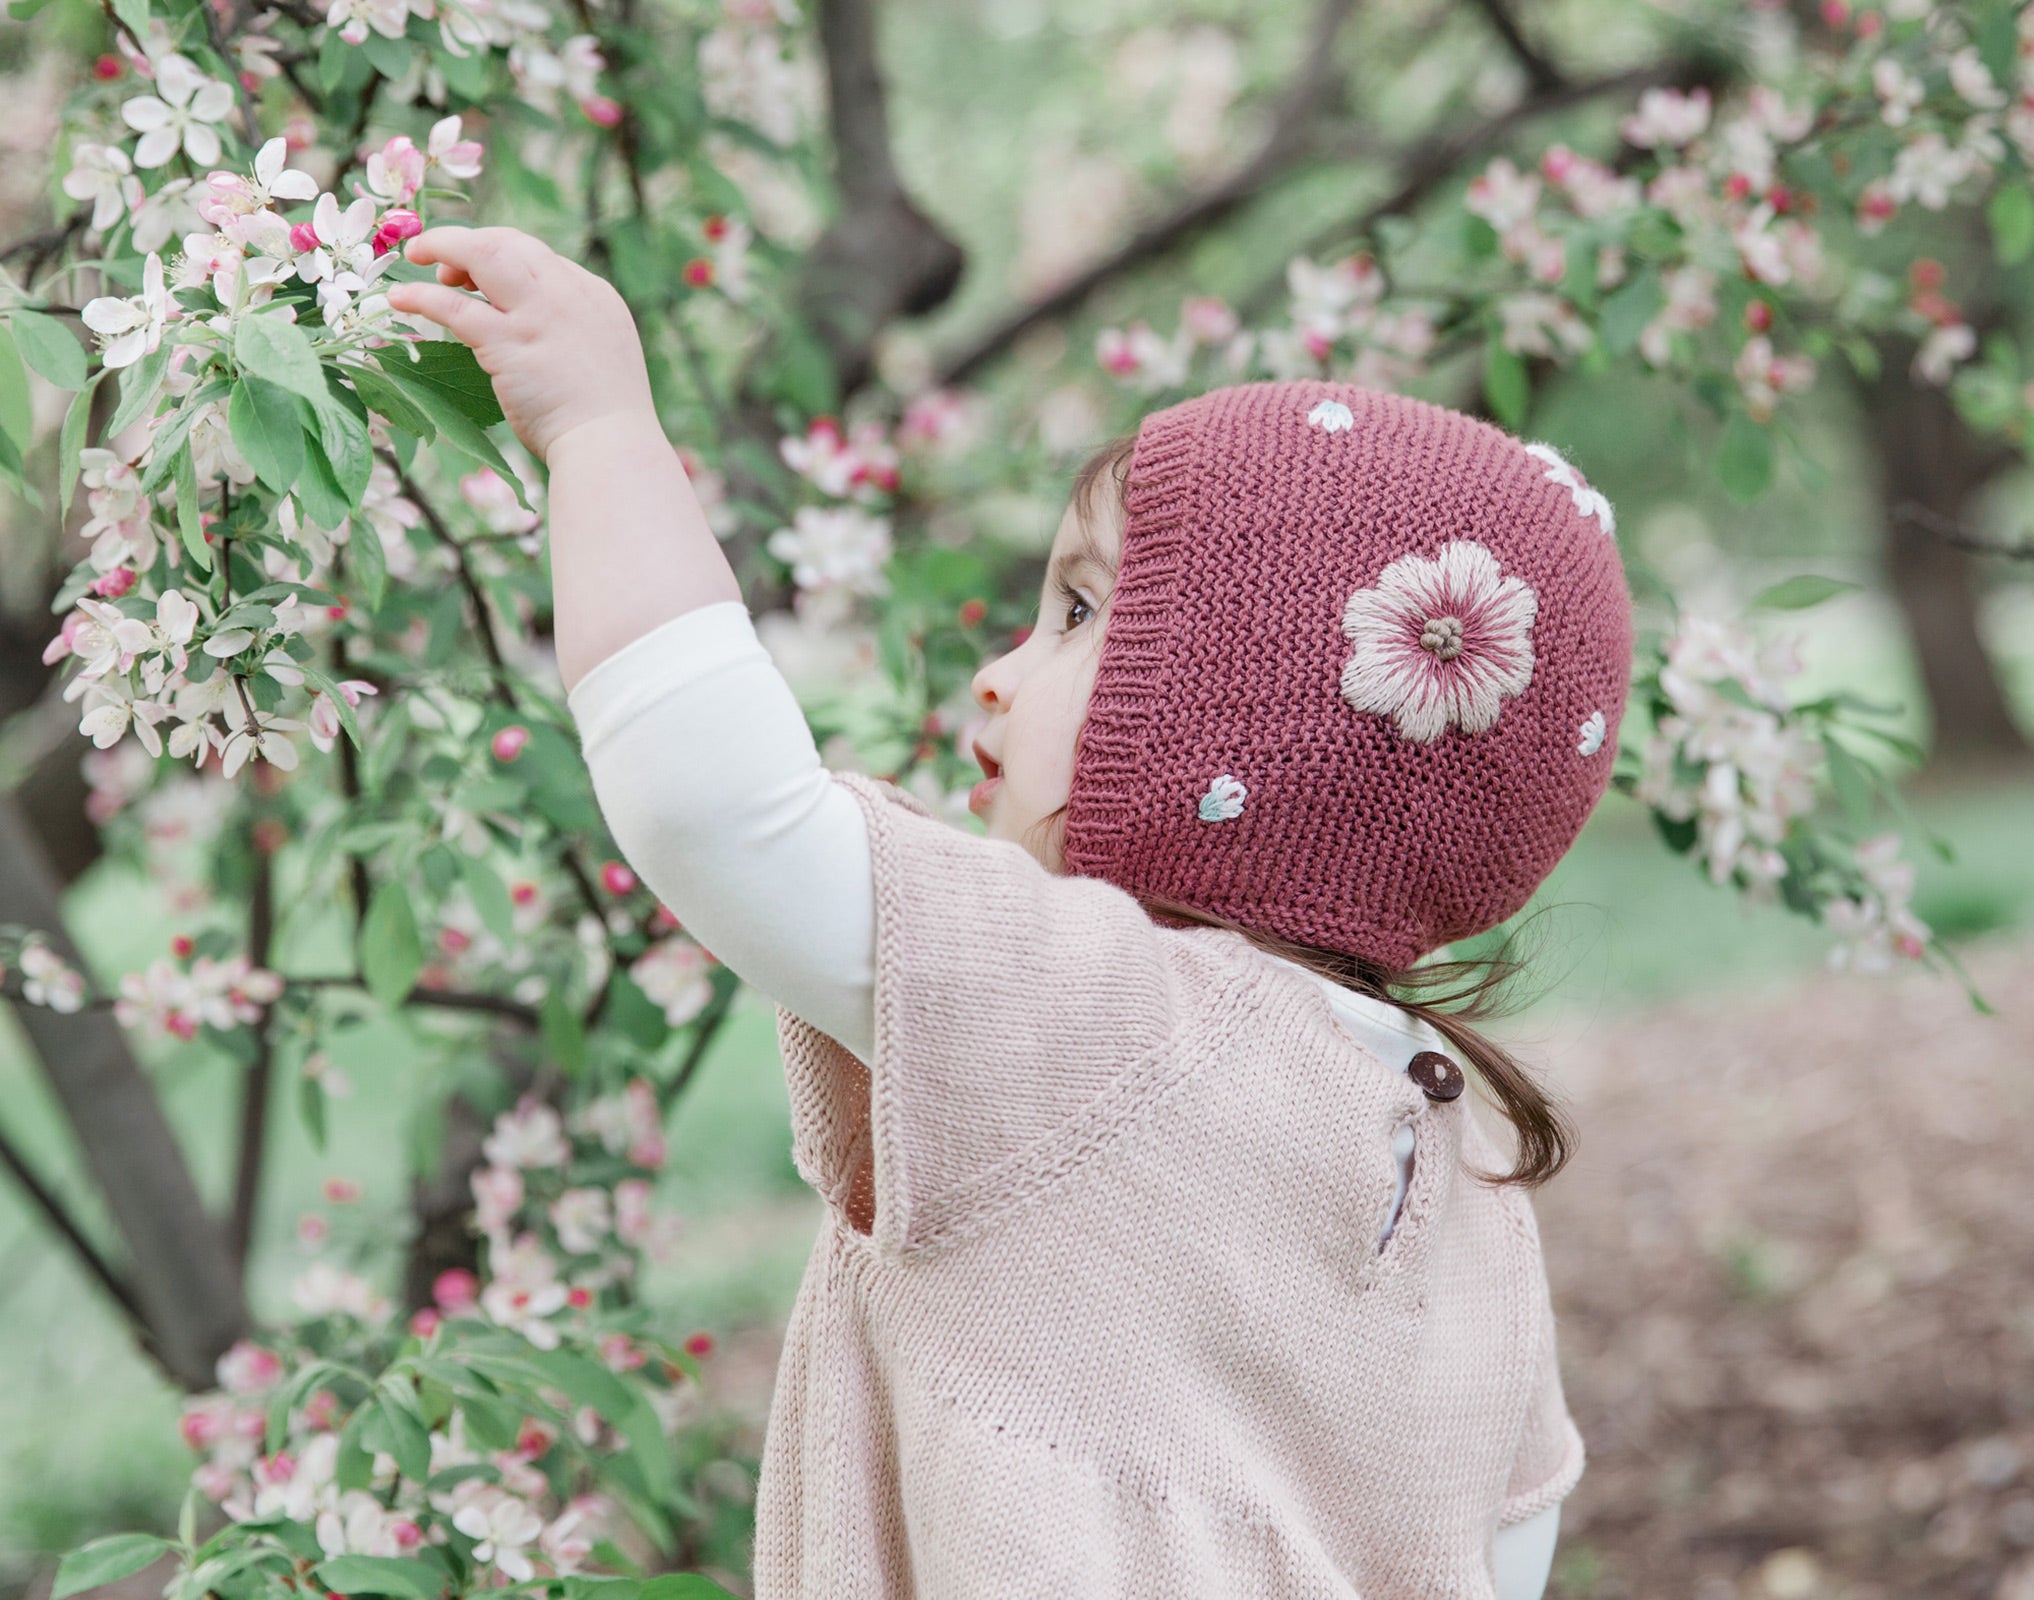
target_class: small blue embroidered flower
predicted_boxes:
[1307,399,1355,433]
[1198,774,1247,821]
[1576,710,1607,756]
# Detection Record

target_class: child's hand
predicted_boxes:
[384,226,656,463]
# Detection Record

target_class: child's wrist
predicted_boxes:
[545,405,668,467]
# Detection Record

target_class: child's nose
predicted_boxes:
[971,652,1015,713]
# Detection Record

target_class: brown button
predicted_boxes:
[1407,1051,1465,1103]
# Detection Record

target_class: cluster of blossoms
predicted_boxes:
[114,948,285,1042]
[1822,832,1934,973]
[174,1089,708,1585]
[1628,610,1932,971]
[1091,5,2032,421]
[1633,614,1827,893]
[1,934,89,1013]
[765,415,902,629]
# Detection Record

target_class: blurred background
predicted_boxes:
[3,0,2033,1597]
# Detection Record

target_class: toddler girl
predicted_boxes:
[387,225,1631,1600]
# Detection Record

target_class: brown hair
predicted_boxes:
[1025,433,1575,1190]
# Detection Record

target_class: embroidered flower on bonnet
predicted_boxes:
[1523,441,1615,537]
[1339,540,1539,743]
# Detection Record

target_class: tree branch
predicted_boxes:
[1237,57,1711,324]
[1465,0,1565,94]
[933,0,1363,389]
[1892,499,2034,561]
[0,1120,147,1331]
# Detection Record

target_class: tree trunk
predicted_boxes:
[1862,336,2032,773]
[0,794,248,1390]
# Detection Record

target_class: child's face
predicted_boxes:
[967,483,1127,874]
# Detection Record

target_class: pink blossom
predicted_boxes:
[371,208,422,257]
[362,136,426,205]
[216,1339,283,1393]
[434,1267,481,1311]
[472,1164,525,1236]
[1621,85,1711,148]
[427,116,484,179]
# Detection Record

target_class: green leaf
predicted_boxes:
[11,308,88,391]
[312,1558,447,1600]
[456,851,516,945]
[55,1535,172,1600]
[639,1576,742,1600]
[103,343,172,441]
[1715,411,1773,502]
[306,394,373,504]
[539,987,588,1077]
[382,340,504,428]
[1821,732,1874,830]
[345,363,436,441]
[1749,575,1859,611]
[229,378,307,494]
[173,444,211,572]
[345,483,390,609]
[359,1392,433,1483]
[294,428,353,535]
[299,1067,327,1151]
[1596,270,1664,358]
[0,326,31,451]
[360,883,424,1008]
[359,29,412,79]
[57,374,102,520]
[369,356,529,510]
[1990,184,2034,267]
[235,314,328,406]
[1482,340,1528,429]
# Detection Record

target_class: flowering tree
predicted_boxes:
[0,0,2024,1593]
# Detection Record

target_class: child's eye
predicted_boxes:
[1054,578,1095,633]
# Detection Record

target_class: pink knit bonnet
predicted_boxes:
[1060,378,1634,970]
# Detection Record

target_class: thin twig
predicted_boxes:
[227,847,275,1267]
[1893,500,2034,561]
[1464,0,1565,93]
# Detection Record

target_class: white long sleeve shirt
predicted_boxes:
[566,598,1563,1597]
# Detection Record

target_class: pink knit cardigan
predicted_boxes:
[752,770,1584,1597]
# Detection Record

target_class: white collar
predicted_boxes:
[1249,949,1445,1075]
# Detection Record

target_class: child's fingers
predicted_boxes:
[384,280,507,347]
[404,226,554,311]
[436,262,478,290]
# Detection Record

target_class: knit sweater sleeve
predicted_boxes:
[1500,1236,1587,1527]
[775,769,1182,1257]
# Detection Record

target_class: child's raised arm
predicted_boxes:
[385,226,741,692]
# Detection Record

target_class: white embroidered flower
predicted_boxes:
[1306,399,1355,432]
[1577,710,1607,757]
[1339,540,1538,744]
[1523,441,1615,537]
[1198,774,1247,821]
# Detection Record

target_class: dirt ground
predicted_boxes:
[699,932,2034,1599]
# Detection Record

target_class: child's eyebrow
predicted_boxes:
[1046,521,1113,590]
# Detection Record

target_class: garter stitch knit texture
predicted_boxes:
[752,768,1584,1598]
[1062,379,1634,968]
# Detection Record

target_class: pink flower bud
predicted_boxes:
[492,725,530,762]
[566,1285,593,1310]
[92,54,123,79]
[408,1307,441,1338]
[684,1331,714,1358]
[89,567,138,597]
[323,1177,361,1203]
[440,926,472,954]
[601,861,637,895]
[389,1521,423,1550]
[171,933,196,959]
[372,208,423,257]
[580,95,623,127]
[510,880,539,906]
[166,1011,198,1042]
[288,221,320,253]
[433,1267,479,1311]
